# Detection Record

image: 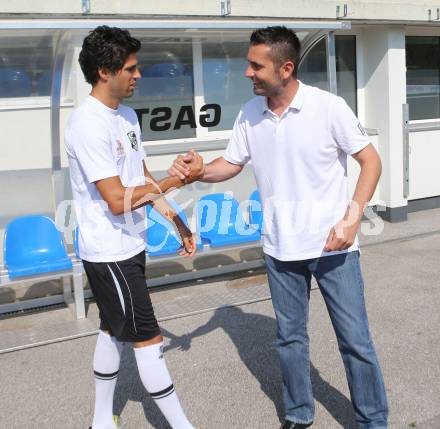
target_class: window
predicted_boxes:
[298,35,358,114]
[202,42,253,132]
[406,36,440,120]
[298,38,328,91]
[0,31,54,98]
[336,35,357,114]
[118,32,358,141]
[124,37,195,141]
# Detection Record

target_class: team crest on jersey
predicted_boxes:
[127,131,138,151]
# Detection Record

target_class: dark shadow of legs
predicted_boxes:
[112,308,358,429]
[310,364,357,428]
[114,346,171,428]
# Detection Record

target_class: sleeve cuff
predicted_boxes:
[88,170,119,184]
[347,139,371,155]
[223,153,247,166]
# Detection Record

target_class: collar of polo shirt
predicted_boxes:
[261,80,306,114]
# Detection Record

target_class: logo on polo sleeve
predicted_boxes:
[357,122,367,136]
[127,131,138,151]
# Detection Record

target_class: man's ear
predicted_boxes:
[281,61,295,79]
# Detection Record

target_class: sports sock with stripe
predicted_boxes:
[134,342,194,429]
[92,330,123,429]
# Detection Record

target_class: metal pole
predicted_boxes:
[326,31,338,94]
[50,30,72,218]
[402,103,410,198]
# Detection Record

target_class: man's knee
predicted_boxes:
[133,334,163,349]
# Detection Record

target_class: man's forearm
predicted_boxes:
[349,160,381,223]
[199,157,243,183]
[115,175,185,214]
[150,197,191,240]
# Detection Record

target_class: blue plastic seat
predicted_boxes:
[143,62,185,78]
[0,68,32,97]
[36,70,52,96]
[139,62,187,97]
[196,193,260,247]
[248,189,263,233]
[203,58,229,101]
[4,215,72,278]
[146,200,202,257]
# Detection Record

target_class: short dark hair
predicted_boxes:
[79,26,141,85]
[250,26,301,77]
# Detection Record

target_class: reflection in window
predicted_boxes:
[298,35,357,114]
[202,42,253,131]
[0,33,54,98]
[336,36,357,114]
[125,38,195,141]
[406,36,440,120]
[298,38,328,91]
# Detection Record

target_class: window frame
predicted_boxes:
[140,31,361,146]
[405,28,440,123]
[0,30,58,104]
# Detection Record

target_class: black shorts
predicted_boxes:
[82,251,160,342]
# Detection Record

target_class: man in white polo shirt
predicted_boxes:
[170,26,388,429]
[65,26,203,429]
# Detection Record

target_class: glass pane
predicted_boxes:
[299,36,358,114]
[336,35,357,114]
[298,38,328,91]
[124,36,195,141]
[406,36,440,120]
[0,31,54,98]
[202,42,253,131]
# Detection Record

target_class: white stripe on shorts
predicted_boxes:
[107,264,126,316]
[115,262,138,334]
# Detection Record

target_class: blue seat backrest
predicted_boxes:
[4,215,71,276]
[0,68,32,97]
[203,59,229,97]
[143,63,185,78]
[248,189,263,232]
[36,70,52,96]
[197,193,247,236]
[139,62,188,97]
[146,200,193,254]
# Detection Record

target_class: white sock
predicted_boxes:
[92,331,123,429]
[134,342,194,429]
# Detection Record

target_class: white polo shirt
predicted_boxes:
[224,81,370,261]
[65,96,146,262]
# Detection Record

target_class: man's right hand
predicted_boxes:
[168,150,204,183]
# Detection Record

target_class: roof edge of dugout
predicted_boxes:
[0,18,351,31]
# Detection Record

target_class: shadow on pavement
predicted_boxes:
[113,305,357,428]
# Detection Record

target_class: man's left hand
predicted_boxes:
[177,231,197,257]
[324,217,361,252]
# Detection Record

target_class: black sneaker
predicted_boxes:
[280,421,313,429]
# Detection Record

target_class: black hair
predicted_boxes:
[250,26,301,77]
[78,26,141,85]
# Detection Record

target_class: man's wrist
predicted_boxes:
[198,164,206,180]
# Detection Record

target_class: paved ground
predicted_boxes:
[1,210,440,428]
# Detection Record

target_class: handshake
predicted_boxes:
[169,149,205,184]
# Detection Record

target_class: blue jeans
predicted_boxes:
[265,251,388,428]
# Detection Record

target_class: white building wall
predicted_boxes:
[0,0,81,14]
[2,0,440,21]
